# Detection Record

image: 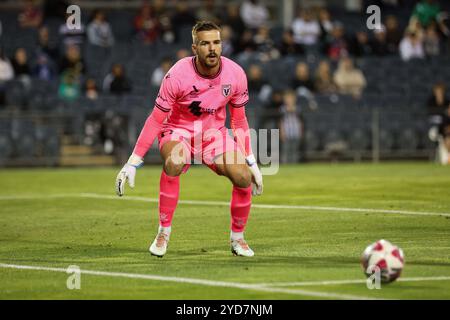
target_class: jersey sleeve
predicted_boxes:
[154,71,180,113]
[229,67,249,108]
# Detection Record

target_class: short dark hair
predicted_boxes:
[192,21,221,43]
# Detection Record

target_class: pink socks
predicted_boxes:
[157,171,252,235]
[230,185,252,233]
[158,170,180,228]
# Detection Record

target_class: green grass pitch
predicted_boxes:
[0,162,450,299]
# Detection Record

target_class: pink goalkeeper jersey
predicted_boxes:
[154,56,249,132]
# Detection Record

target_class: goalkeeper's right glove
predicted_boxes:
[115,153,143,197]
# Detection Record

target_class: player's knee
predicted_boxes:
[230,167,252,188]
[164,157,185,176]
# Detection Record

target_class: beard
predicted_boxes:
[198,52,220,68]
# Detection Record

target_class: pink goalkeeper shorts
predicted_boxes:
[158,126,239,174]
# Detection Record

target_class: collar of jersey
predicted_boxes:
[192,56,222,79]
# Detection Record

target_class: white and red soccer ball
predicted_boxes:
[361,239,405,283]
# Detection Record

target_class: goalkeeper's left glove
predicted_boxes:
[115,153,143,197]
[246,154,263,196]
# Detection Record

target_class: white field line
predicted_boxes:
[0,263,378,300]
[1,193,449,218]
[256,276,450,287]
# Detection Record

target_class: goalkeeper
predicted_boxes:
[115,21,263,257]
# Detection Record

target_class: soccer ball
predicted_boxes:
[361,239,405,283]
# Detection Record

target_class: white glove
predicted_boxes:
[115,154,144,197]
[246,154,263,196]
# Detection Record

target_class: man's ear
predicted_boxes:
[191,43,197,56]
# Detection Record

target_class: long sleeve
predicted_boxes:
[132,67,179,158]
[132,107,168,158]
[229,105,253,157]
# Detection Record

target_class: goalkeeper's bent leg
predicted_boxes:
[230,185,252,234]
[158,170,179,228]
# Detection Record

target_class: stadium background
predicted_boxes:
[1,0,450,301]
[0,0,449,167]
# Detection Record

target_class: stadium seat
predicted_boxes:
[304,129,321,151]
[0,134,13,164]
[378,129,395,151]
[36,126,60,158]
[108,10,135,41]
[397,127,420,151]
[348,129,371,150]
[5,80,28,109]
[16,133,36,158]
[123,95,146,109]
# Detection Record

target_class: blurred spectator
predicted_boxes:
[333,57,366,98]
[399,31,425,61]
[324,22,349,61]
[247,64,272,102]
[253,26,280,62]
[59,45,86,77]
[87,10,115,48]
[36,26,59,61]
[291,9,321,47]
[441,105,450,163]
[196,0,220,23]
[172,1,196,36]
[240,0,269,30]
[423,24,440,57]
[11,48,31,90]
[279,29,304,56]
[134,1,160,44]
[314,60,337,94]
[291,62,315,92]
[318,8,333,42]
[32,53,55,81]
[18,0,43,29]
[279,90,302,163]
[371,27,390,56]
[266,90,283,113]
[103,64,132,95]
[151,57,173,87]
[85,78,99,100]
[159,14,176,44]
[58,71,80,101]
[427,82,449,116]
[59,12,86,49]
[220,25,235,57]
[408,18,425,40]
[437,10,450,38]
[235,29,256,55]
[0,49,14,105]
[411,0,441,28]
[349,31,372,57]
[0,49,14,81]
[221,3,245,36]
[259,90,283,132]
[427,83,449,164]
[385,15,402,53]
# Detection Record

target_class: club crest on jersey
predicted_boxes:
[222,84,231,97]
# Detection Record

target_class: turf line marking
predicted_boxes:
[0,263,378,300]
[256,276,450,287]
[62,193,450,218]
[1,193,449,217]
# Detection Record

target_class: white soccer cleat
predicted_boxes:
[231,239,254,257]
[149,232,170,257]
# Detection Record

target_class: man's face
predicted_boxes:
[192,30,222,68]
